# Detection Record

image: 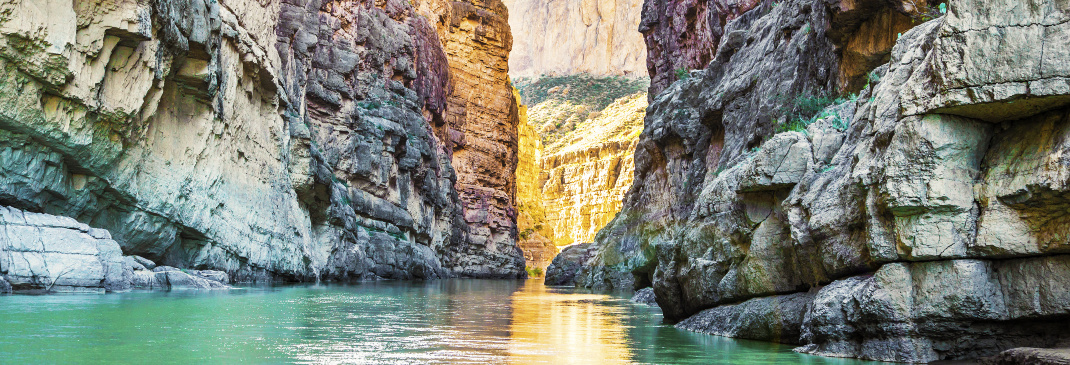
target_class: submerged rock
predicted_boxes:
[631,287,658,307]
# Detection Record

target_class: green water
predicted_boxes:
[0,280,878,364]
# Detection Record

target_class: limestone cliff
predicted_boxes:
[515,76,646,251]
[515,89,558,270]
[502,0,647,78]
[0,0,524,286]
[553,0,1070,361]
[416,0,526,277]
[540,94,646,247]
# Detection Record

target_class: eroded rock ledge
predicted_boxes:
[552,0,1070,361]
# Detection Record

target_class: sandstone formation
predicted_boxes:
[553,0,1070,361]
[502,0,647,78]
[416,0,526,277]
[515,90,558,270]
[516,76,647,252]
[0,0,524,284]
[540,94,645,247]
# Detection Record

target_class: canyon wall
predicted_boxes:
[540,94,645,247]
[0,0,524,288]
[552,0,1070,361]
[416,0,526,276]
[502,0,647,78]
[515,76,646,262]
[515,91,558,270]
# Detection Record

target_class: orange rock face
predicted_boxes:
[515,91,560,270]
[417,0,526,276]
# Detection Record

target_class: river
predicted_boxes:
[0,279,878,364]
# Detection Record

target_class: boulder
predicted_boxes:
[544,242,598,286]
[631,287,658,306]
[0,206,129,293]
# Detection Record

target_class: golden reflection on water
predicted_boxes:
[507,281,635,364]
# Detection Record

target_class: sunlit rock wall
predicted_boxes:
[416,0,527,277]
[502,0,647,78]
[539,94,646,247]
[515,90,558,270]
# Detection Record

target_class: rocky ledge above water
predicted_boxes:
[1,206,230,293]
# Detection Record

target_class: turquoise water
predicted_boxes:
[0,280,877,364]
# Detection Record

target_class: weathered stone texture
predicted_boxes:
[0,0,524,282]
[557,0,1070,361]
[416,0,527,278]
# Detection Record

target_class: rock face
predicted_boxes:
[640,0,917,96]
[515,93,559,270]
[416,0,527,277]
[539,94,645,248]
[560,0,1070,361]
[502,0,647,78]
[0,0,523,282]
[515,77,647,251]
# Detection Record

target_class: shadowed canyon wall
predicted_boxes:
[502,0,647,78]
[0,0,525,288]
[549,0,1070,362]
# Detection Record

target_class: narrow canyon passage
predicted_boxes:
[1,0,1069,363]
[504,0,651,274]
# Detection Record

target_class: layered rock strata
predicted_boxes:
[533,91,647,248]
[502,0,648,78]
[416,0,526,277]
[515,94,559,270]
[556,0,1070,361]
[0,0,524,282]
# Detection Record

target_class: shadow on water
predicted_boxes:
[0,279,883,364]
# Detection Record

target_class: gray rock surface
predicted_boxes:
[0,206,129,293]
[544,242,597,286]
[981,348,1070,365]
[577,0,1070,362]
[1,205,231,293]
[0,0,524,283]
[677,292,815,344]
[631,287,658,306]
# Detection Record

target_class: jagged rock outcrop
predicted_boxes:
[0,0,523,283]
[501,0,647,78]
[558,0,1070,361]
[640,0,918,96]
